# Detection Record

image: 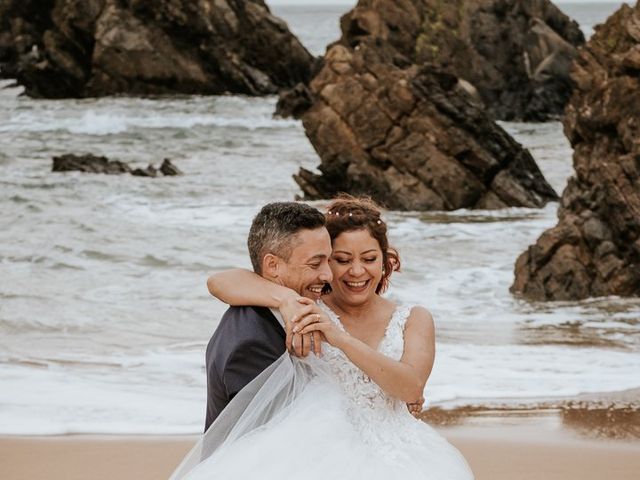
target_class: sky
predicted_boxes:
[268,0,626,4]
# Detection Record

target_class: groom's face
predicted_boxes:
[277,227,333,300]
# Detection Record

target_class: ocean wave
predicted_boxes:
[0,342,639,434]
[1,109,299,135]
[427,343,640,406]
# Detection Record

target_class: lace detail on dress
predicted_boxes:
[317,302,419,462]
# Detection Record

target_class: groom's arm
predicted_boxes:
[223,335,283,400]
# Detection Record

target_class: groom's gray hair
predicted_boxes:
[248,202,326,274]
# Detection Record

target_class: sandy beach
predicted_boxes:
[2,413,639,480]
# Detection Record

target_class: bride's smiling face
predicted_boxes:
[329,229,384,305]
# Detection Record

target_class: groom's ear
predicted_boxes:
[262,253,281,280]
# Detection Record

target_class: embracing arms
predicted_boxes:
[207,269,296,309]
[207,270,431,409]
[207,269,322,356]
[294,302,435,404]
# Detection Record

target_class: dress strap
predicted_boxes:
[390,305,413,332]
[376,305,414,359]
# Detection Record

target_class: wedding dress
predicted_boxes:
[172,303,473,479]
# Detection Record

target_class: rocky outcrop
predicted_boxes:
[159,158,182,176]
[53,154,131,174]
[275,82,314,119]
[0,0,313,97]
[293,42,558,210]
[53,154,182,177]
[337,0,584,121]
[511,3,640,300]
[0,0,55,77]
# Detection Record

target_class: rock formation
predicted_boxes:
[53,154,131,174]
[291,35,558,210]
[511,2,640,300]
[0,0,313,97]
[159,158,182,176]
[0,0,55,78]
[52,154,181,177]
[336,0,584,121]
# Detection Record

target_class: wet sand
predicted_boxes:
[2,413,639,480]
[421,387,640,441]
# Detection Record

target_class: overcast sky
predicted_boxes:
[268,0,626,4]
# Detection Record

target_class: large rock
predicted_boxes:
[0,0,55,77]
[337,0,584,121]
[511,2,640,300]
[293,41,558,210]
[0,0,313,97]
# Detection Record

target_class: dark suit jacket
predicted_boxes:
[204,306,285,431]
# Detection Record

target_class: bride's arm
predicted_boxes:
[207,269,321,356]
[297,306,435,403]
[207,269,297,307]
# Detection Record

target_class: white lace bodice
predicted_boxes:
[318,302,412,410]
[316,302,421,458]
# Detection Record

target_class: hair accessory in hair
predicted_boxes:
[377,220,382,224]
[349,212,352,217]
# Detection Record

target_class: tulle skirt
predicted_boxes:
[172,355,473,480]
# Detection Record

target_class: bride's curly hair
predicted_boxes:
[325,194,400,294]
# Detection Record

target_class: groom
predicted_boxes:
[204,202,332,430]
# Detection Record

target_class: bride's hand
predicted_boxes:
[406,396,424,417]
[293,310,348,349]
[279,296,322,357]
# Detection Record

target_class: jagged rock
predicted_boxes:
[511,2,640,300]
[52,154,181,178]
[52,154,131,174]
[0,0,313,97]
[275,57,326,118]
[131,164,158,178]
[0,0,54,78]
[275,83,314,119]
[293,41,558,211]
[337,0,584,121]
[160,158,182,176]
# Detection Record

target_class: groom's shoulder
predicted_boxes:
[207,306,283,362]
[220,305,276,324]
[216,306,281,338]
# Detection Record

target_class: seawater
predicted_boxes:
[1,2,638,435]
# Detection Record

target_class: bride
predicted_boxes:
[171,196,473,480]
